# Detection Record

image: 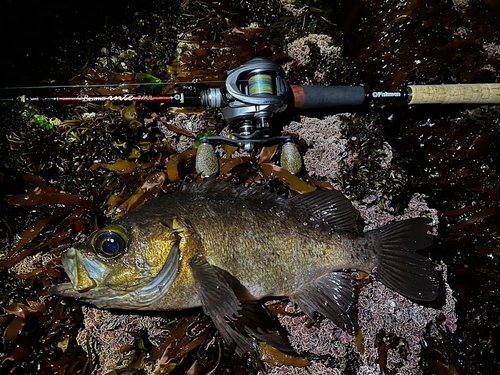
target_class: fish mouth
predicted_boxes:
[49,247,110,299]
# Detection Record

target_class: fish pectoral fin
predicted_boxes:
[187,254,256,355]
[208,266,295,354]
[291,272,357,335]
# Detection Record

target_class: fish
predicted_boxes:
[49,179,440,355]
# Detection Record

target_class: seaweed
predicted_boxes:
[269,0,337,44]
[31,114,55,130]
[0,4,300,374]
[337,112,407,209]
[0,269,88,374]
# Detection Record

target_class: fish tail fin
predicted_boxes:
[369,218,440,301]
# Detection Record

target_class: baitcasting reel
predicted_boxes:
[197,57,300,177]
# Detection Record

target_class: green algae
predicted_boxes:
[135,73,162,95]
[31,114,54,130]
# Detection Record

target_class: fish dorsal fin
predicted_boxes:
[289,189,361,232]
[178,177,284,203]
[179,179,360,232]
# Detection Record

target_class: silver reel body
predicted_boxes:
[201,57,289,139]
[197,57,302,176]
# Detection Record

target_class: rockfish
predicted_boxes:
[49,179,440,354]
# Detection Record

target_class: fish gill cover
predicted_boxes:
[0,0,499,374]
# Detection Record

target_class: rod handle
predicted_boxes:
[408,84,500,104]
[290,85,366,109]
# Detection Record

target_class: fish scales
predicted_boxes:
[168,190,355,299]
[116,188,359,309]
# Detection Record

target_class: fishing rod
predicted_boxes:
[2,57,500,176]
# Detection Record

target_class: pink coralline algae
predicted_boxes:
[266,362,344,375]
[357,264,457,373]
[263,94,455,374]
[77,306,167,374]
[283,115,348,189]
[156,111,208,153]
[262,265,456,374]
[483,42,500,60]
[352,192,439,234]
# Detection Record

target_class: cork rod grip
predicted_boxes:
[408,84,500,105]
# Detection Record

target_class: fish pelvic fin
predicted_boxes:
[188,254,293,356]
[369,218,440,301]
[233,300,295,355]
[291,272,357,335]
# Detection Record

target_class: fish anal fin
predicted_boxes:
[291,272,357,335]
[290,189,362,232]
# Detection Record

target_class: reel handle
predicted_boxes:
[195,143,219,177]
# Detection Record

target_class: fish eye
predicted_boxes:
[92,225,128,259]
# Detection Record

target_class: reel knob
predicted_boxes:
[195,143,219,177]
[280,142,302,174]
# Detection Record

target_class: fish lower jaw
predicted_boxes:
[48,282,100,297]
[61,248,108,293]
[75,284,96,292]
[48,282,78,297]
[74,276,97,291]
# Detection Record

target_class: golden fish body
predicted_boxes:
[158,193,355,309]
[50,179,439,354]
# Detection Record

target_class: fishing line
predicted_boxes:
[0,80,225,91]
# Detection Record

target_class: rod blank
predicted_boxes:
[0,93,202,106]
